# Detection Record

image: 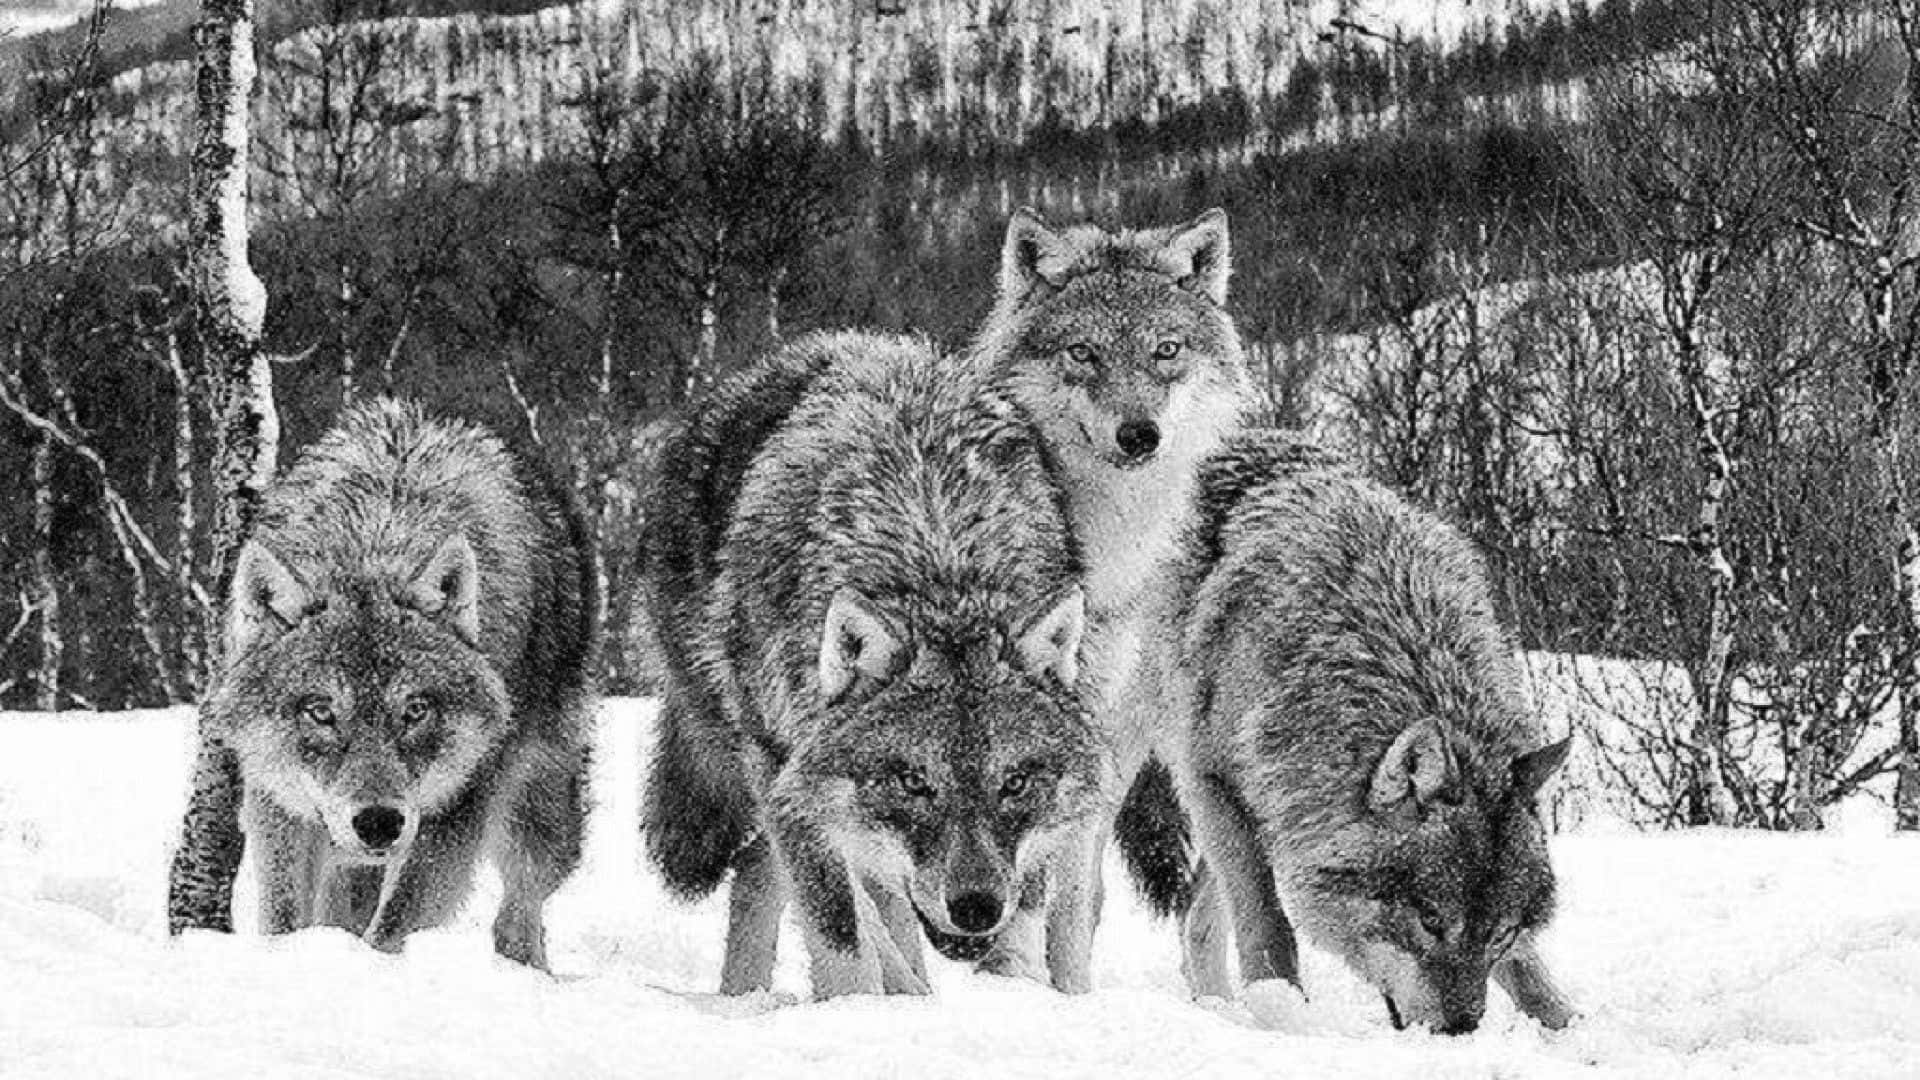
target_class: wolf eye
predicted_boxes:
[1414,902,1449,943]
[1064,342,1097,367]
[400,694,439,728]
[1000,771,1030,799]
[1153,339,1182,360]
[296,696,336,728]
[892,766,935,801]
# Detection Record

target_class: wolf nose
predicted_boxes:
[947,891,1003,934]
[1115,419,1160,461]
[351,805,406,850]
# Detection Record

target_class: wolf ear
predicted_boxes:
[1512,735,1573,800]
[1369,718,1459,815]
[1162,208,1231,305]
[1015,585,1085,687]
[998,207,1075,301]
[818,588,907,705]
[227,541,315,656]
[405,534,481,645]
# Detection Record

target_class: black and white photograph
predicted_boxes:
[2,0,1918,1075]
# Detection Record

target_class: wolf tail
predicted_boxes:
[642,689,755,900]
[1114,757,1195,919]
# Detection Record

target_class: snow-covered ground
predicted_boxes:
[3,700,1918,1079]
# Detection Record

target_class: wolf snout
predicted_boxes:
[946,890,1005,935]
[351,805,407,851]
[1114,419,1160,463]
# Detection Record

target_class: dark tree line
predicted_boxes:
[5,0,1917,835]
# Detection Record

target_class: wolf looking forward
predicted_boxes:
[965,207,1253,986]
[1158,433,1574,1033]
[203,399,597,969]
[639,331,1104,998]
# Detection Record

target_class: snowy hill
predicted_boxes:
[4,699,1919,1078]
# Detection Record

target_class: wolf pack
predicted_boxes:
[182,207,1576,1037]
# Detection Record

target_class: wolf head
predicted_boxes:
[1287,723,1572,1034]
[788,585,1103,939]
[209,535,512,861]
[980,208,1252,475]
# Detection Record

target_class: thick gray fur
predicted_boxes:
[966,207,1256,988]
[201,399,598,969]
[638,331,1105,999]
[1153,430,1575,1033]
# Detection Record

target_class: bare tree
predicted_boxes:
[1717,0,1920,828]
[0,3,117,712]
[1576,29,1792,825]
[169,0,276,935]
[262,0,430,402]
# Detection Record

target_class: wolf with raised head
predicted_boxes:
[1160,432,1575,1033]
[964,207,1255,988]
[204,399,598,969]
[638,331,1104,999]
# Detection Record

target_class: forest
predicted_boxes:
[3,0,1919,834]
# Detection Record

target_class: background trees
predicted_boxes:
[2,0,1917,831]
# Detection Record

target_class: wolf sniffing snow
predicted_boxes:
[1156,432,1574,1033]
[965,207,1255,987]
[638,331,1105,999]
[203,399,598,969]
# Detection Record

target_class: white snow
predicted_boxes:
[3,700,1919,1079]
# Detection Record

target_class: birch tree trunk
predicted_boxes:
[338,270,357,405]
[30,431,60,713]
[690,266,720,400]
[1664,256,1742,827]
[765,265,785,345]
[169,0,275,935]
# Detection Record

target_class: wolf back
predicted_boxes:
[640,331,1103,998]
[638,341,838,899]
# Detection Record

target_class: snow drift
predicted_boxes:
[2,700,1918,1078]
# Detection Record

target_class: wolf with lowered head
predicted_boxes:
[639,332,1104,999]
[1156,433,1575,1034]
[205,399,597,969]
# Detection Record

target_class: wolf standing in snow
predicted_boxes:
[203,400,598,969]
[965,208,1254,989]
[639,331,1104,998]
[1161,433,1575,1033]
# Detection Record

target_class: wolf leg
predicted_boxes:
[719,834,790,994]
[250,797,324,935]
[772,811,885,999]
[1495,939,1577,1029]
[362,794,488,955]
[859,875,931,995]
[490,742,588,971]
[1187,773,1298,988]
[1179,860,1234,999]
[1042,821,1107,994]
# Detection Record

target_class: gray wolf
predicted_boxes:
[637,331,1105,999]
[965,207,1255,989]
[1161,432,1575,1033]
[203,399,598,969]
